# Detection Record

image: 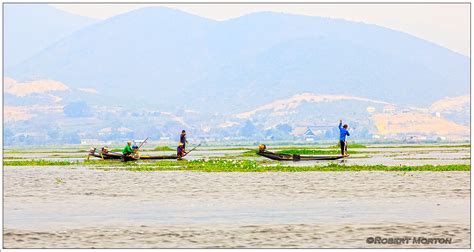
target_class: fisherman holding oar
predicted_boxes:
[177,130,201,159]
[177,130,190,159]
[180,130,188,150]
[339,120,350,157]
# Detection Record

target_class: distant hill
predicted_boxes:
[232,93,469,139]
[3,77,469,144]
[4,4,97,68]
[7,7,469,113]
[429,95,470,126]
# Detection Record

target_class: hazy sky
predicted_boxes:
[52,3,470,56]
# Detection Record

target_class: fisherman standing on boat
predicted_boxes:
[338,120,350,157]
[180,130,188,151]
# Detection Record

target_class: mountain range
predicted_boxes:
[4,5,470,144]
[7,6,469,111]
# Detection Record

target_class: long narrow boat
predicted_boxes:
[88,150,123,160]
[88,148,177,160]
[257,151,344,161]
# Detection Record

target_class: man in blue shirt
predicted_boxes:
[339,120,350,157]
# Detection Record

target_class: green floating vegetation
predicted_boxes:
[241,150,258,157]
[153,146,175,151]
[55,177,65,184]
[4,159,134,166]
[328,143,367,149]
[102,160,470,172]
[4,160,78,166]
[110,160,262,172]
[3,156,27,160]
[4,159,470,172]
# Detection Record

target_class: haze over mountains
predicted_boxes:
[4,4,97,68]
[4,5,470,145]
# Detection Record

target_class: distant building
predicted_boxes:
[383,105,396,113]
[404,135,427,143]
[303,128,316,142]
[366,106,376,113]
[80,139,113,146]
[304,128,315,136]
[292,125,333,141]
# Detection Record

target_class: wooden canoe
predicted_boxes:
[88,150,177,161]
[88,151,124,160]
[257,151,343,161]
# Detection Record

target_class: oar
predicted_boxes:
[137,137,149,150]
[183,143,201,157]
[133,137,150,159]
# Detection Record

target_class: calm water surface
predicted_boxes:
[3,165,470,248]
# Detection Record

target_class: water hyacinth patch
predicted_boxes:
[186,159,261,172]
[4,158,470,172]
[153,146,175,151]
[3,160,78,166]
[118,160,470,172]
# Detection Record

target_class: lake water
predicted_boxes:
[3,164,470,248]
[4,146,470,166]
